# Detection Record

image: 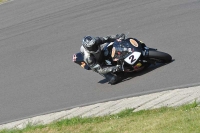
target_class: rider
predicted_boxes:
[80,34,125,85]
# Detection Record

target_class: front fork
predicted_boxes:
[142,46,158,65]
[142,46,157,58]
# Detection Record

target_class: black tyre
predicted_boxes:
[148,50,172,63]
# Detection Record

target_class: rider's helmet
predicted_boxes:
[82,36,99,53]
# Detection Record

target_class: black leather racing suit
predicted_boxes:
[80,35,123,85]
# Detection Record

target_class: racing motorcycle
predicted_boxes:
[73,38,172,74]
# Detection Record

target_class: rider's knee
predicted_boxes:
[108,75,122,85]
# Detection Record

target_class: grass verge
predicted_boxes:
[0,0,7,3]
[1,101,200,133]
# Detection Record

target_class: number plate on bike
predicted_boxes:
[124,52,141,65]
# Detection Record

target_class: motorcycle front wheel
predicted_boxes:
[148,50,172,63]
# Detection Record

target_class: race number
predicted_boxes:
[129,55,136,63]
[124,52,141,65]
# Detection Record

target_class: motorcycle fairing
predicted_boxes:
[111,38,143,65]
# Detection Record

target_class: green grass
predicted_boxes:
[0,0,7,3]
[1,101,200,133]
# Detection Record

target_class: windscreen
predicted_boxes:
[111,40,134,60]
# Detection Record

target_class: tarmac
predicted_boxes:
[0,85,199,130]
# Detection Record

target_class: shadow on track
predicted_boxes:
[98,60,174,84]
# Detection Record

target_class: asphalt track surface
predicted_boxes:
[0,0,200,124]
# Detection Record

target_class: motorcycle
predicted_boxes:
[73,37,172,74]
